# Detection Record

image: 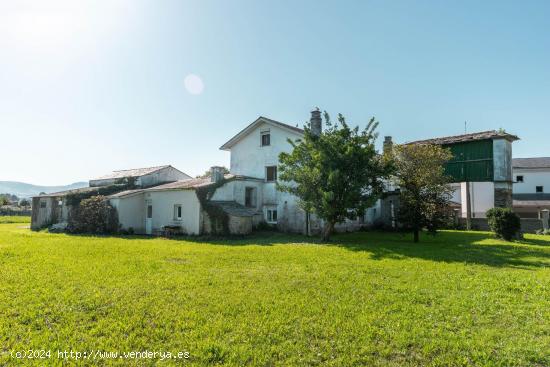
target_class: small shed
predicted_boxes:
[204,201,256,235]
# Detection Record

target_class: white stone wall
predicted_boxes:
[110,194,146,233]
[460,182,494,218]
[147,190,201,235]
[227,122,306,231]
[229,122,302,178]
[513,168,550,194]
[139,167,191,187]
[111,189,201,235]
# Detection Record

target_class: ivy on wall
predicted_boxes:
[65,177,137,206]
[195,178,230,235]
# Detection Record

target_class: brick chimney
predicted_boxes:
[210,166,225,183]
[310,108,322,136]
[383,136,393,156]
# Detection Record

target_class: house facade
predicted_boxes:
[32,112,368,235]
[108,113,366,235]
[512,157,550,218]
[31,165,191,230]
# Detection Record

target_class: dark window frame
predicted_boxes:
[261,132,270,147]
[266,166,277,182]
[174,204,182,220]
[245,187,256,208]
[536,186,544,193]
[266,209,278,223]
[516,175,524,183]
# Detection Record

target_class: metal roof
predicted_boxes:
[512,157,550,169]
[406,130,519,145]
[91,165,172,181]
[34,186,100,198]
[108,174,262,198]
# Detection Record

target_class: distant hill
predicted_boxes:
[0,181,88,198]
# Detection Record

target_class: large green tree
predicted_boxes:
[278,112,392,241]
[393,143,453,242]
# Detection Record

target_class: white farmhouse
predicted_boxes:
[512,157,550,218]
[107,112,366,235]
[31,165,191,230]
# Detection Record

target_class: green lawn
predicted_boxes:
[0,218,549,366]
[0,215,30,224]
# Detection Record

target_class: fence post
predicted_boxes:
[541,209,549,232]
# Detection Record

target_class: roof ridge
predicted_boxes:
[112,165,170,173]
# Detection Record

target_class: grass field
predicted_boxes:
[0,215,30,224]
[0,217,549,366]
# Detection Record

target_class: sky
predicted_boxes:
[1,0,549,185]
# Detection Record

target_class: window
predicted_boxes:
[58,200,63,206]
[173,204,182,220]
[245,187,256,207]
[40,200,46,208]
[147,205,153,218]
[266,209,278,223]
[261,131,270,146]
[266,166,277,182]
[536,186,544,193]
[516,175,524,183]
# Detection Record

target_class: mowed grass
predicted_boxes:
[0,220,549,366]
[0,215,30,224]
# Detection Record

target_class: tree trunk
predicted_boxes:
[413,228,419,243]
[322,221,335,242]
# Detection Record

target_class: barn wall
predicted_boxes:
[110,194,146,233]
[148,190,201,235]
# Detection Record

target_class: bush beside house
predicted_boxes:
[67,195,119,234]
[486,207,521,241]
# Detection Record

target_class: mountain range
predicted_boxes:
[0,181,88,198]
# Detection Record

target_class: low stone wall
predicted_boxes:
[458,217,547,233]
[520,218,546,233]
[0,208,31,216]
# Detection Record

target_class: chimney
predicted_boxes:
[210,166,224,183]
[310,108,322,136]
[383,136,393,156]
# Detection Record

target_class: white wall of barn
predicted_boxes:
[147,190,201,235]
[460,182,494,218]
[513,168,550,194]
[111,189,201,235]
[110,194,146,233]
[139,167,191,187]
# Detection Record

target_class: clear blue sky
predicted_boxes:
[1,0,549,185]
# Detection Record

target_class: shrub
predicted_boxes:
[486,208,520,241]
[67,195,119,234]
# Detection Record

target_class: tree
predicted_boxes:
[19,198,30,207]
[278,111,392,241]
[393,144,453,242]
[0,195,9,206]
[196,166,229,179]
